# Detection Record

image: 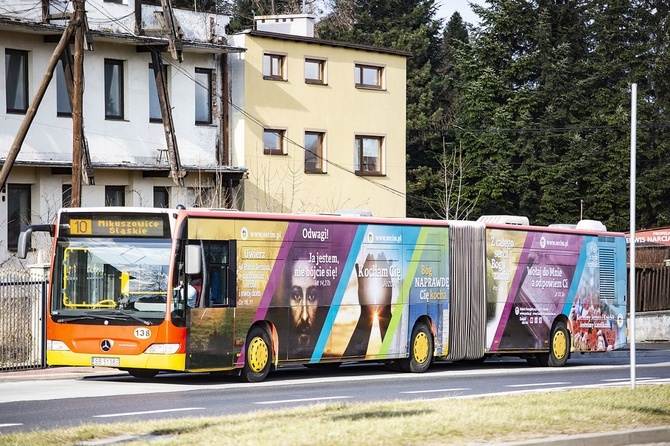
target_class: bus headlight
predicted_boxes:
[47,340,70,351]
[144,343,180,354]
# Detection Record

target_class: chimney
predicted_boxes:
[254,14,316,38]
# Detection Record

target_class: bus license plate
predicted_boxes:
[92,357,120,367]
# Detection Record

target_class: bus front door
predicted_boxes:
[185,240,237,371]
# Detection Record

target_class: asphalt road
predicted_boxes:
[0,348,669,434]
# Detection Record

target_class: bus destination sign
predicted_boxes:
[67,216,167,237]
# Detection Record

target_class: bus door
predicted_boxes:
[184,240,237,371]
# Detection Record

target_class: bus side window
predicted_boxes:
[203,240,235,308]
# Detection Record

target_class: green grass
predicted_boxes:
[1,385,669,445]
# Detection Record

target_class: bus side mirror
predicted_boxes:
[18,224,54,259]
[185,245,202,275]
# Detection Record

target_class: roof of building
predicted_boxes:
[244,29,412,58]
[0,17,245,54]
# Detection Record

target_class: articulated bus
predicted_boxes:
[19,207,627,382]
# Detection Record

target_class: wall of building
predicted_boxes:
[0,31,222,168]
[230,33,407,217]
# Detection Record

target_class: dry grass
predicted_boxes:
[1,385,669,445]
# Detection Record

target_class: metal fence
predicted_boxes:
[0,271,46,371]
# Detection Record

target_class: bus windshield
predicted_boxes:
[51,238,171,321]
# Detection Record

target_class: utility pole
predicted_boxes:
[72,0,85,207]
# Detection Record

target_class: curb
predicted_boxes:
[496,425,670,446]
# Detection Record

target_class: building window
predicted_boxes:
[263,53,286,80]
[7,184,31,251]
[305,131,325,173]
[62,184,72,208]
[56,59,72,116]
[105,186,125,206]
[354,135,383,175]
[263,129,285,155]
[5,49,29,114]
[154,186,170,208]
[195,68,212,125]
[149,63,168,123]
[104,59,124,120]
[305,58,325,84]
[355,64,383,89]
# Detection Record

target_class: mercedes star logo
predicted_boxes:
[100,339,113,352]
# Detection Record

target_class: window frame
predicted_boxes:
[5,49,29,114]
[304,131,325,173]
[304,58,326,85]
[62,184,72,208]
[105,185,126,206]
[7,184,31,252]
[354,63,384,90]
[56,59,72,117]
[194,67,212,125]
[153,186,170,208]
[354,135,384,176]
[104,58,125,120]
[149,63,168,123]
[263,128,286,155]
[263,53,286,81]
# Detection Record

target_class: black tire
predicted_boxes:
[547,321,570,367]
[125,368,159,379]
[241,327,273,383]
[399,323,433,373]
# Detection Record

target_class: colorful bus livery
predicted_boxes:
[19,208,627,382]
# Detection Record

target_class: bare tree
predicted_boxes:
[432,140,478,221]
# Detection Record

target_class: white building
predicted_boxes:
[0,0,246,265]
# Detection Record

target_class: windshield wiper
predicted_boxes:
[95,310,153,326]
[55,311,152,325]
[54,314,123,323]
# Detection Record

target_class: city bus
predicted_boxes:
[19,207,627,382]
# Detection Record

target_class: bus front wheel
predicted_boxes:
[400,323,433,373]
[241,327,272,383]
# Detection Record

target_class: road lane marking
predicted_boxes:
[93,407,205,418]
[506,382,570,388]
[601,377,658,382]
[255,396,350,405]
[0,423,23,428]
[401,388,471,394]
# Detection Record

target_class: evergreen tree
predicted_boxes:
[453,0,670,231]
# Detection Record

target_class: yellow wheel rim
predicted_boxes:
[247,336,269,373]
[413,332,430,364]
[552,330,567,360]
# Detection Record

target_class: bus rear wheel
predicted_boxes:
[241,327,272,383]
[547,321,570,367]
[400,323,433,373]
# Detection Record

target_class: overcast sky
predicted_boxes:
[436,0,484,25]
